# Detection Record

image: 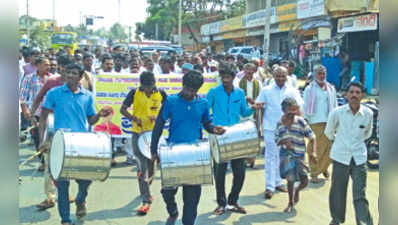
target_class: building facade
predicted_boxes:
[200,0,379,93]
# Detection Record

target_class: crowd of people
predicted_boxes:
[18,44,375,225]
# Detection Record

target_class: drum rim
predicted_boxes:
[50,129,66,180]
[210,135,221,163]
[159,140,214,188]
[211,120,259,163]
[138,131,153,159]
[98,132,112,181]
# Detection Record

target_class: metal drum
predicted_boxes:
[159,141,213,188]
[49,130,112,181]
[138,131,167,159]
[43,113,55,145]
[210,120,260,163]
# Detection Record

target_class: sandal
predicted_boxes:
[213,205,225,216]
[226,204,247,214]
[137,204,150,215]
[36,199,55,210]
[310,177,322,184]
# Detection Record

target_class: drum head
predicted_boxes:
[138,131,166,159]
[50,130,65,180]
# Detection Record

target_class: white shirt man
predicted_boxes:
[303,65,337,182]
[323,82,374,225]
[255,66,303,198]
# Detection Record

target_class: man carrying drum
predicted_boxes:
[150,70,225,225]
[39,63,112,225]
[120,71,167,215]
[31,55,71,211]
[207,62,260,215]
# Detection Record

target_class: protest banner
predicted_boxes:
[94,73,219,137]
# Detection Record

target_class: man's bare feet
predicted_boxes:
[284,203,294,213]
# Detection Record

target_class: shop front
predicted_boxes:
[338,13,379,94]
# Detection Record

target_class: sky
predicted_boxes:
[18,0,149,30]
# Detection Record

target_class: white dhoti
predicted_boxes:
[263,130,282,192]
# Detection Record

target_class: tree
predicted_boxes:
[109,23,128,42]
[136,0,246,45]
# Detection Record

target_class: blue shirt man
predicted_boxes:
[39,63,111,225]
[150,70,224,225]
[43,84,95,132]
[207,62,259,216]
[207,84,254,126]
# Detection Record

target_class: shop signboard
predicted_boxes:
[242,8,277,28]
[300,18,331,30]
[279,20,299,32]
[201,24,210,36]
[201,36,210,43]
[220,16,243,32]
[297,0,325,19]
[337,13,378,33]
[246,24,280,37]
[277,3,297,22]
[223,30,247,39]
[209,21,221,35]
[213,34,224,41]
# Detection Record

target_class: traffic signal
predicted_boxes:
[86,18,93,26]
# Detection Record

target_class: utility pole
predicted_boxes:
[52,0,55,21]
[26,0,29,45]
[118,0,121,24]
[262,0,272,69]
[155,23,159,40]
[128,26,131,43]
[178,0,182,45]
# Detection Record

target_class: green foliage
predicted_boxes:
[109,23,128,42]
[136,0,246,42]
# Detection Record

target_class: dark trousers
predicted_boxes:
[30,116,44,163]
[329,159,373,225]
[214,158,246,207]
[55,179,92,224]
[161,185,201,225]
[20,111,29,130]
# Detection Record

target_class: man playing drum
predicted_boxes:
[31,55,71,211]
[39,63,112,225]
[120,71,167,215]
[150,70,225,225]
[207,62,260,215]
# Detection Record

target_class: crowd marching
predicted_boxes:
[18,44,375,225]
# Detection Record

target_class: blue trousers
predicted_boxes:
[55,179,92,224]
[161,185,201,225]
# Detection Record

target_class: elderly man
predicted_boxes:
[239,63,261,168]
[303,65,337,183]
[255,66,304,199]
[324,82,374,225]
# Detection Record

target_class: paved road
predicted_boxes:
[19,140,379,225]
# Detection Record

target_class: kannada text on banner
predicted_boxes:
[94,73,219,137]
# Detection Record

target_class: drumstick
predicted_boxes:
[18,144,50,168]
[21,124,38,135]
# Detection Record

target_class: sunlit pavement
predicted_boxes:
[19,140,379,225]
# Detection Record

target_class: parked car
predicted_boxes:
[227,46,262,60]
[169,44,184,55]
[139,45,177,57]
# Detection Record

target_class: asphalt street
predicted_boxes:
[19,140,379,225]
